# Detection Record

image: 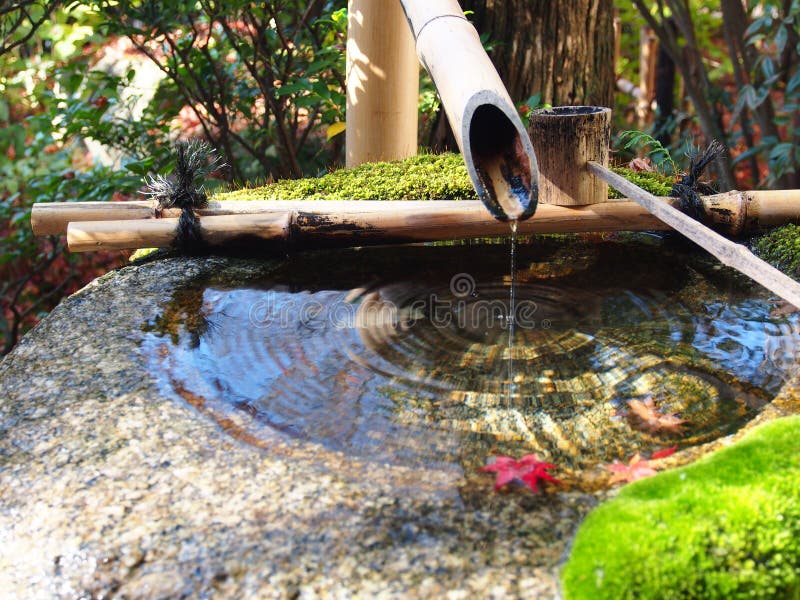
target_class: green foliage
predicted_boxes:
[517,93,552,127]
[618,130,679,176]
[621,0,800,189]
[752,224,800,278]
[97,0,348,181]
[562,416,800,599]
[216,153,477,201]
[733,1,800,186]
[0,4,147,354]
[0,1,61,58]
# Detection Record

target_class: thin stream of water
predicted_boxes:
[508,220,518,402]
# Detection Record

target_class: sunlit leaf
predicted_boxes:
[326,121,346,141]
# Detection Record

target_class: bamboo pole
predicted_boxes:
[61,191,800,253]
[31,190,800,239]
[588,161,800,308]
[398,0,538,221]
[346,0,418,167]
[62,203,649,252]
[68,214,291,252]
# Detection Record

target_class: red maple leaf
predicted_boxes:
[606,452,657,484]
[605,447,677,484]
[651,446,677,459]
[481,454,560,493]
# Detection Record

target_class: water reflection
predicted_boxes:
[143,238,800,476]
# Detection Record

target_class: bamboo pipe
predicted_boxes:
[63,203,651,252]
[345,0,418,166]
[588,161,800,309]
[33,190,800,238]
[68,214,291,252]
[398,0,538,221]
[63,191,800,253]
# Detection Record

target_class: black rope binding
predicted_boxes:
[670,140,725,220]
[145,141,222,254]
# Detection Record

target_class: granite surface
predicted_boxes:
[0,257,600,599]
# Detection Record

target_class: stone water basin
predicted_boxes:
[1,234,799,598]
[145,236,798,486]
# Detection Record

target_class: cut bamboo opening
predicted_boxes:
[399,0,538,221]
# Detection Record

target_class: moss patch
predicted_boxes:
[607,167,674,199]
[215,153,476,201]
[752,224,800,278]
[214,153,674,202]
[561,416,800,599]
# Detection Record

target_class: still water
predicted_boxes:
[143,236,800,478]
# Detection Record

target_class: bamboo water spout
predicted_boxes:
[398,0,538,221]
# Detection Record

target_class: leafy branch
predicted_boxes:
[619,130,678,176]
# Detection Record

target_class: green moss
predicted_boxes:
[751,224,800,278]
[214,153,477,201]
[214,153,674,203]
[561,416,800,599]
[608,167,675,198]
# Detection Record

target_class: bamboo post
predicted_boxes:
[527,107,611,206]
[588,161,800,309]
[399,0,538,221]
[346,0,419,167]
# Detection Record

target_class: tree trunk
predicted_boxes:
[460,0,615,107]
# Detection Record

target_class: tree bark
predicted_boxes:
[460,0,615,107]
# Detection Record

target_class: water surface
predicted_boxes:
[143,236,800,480]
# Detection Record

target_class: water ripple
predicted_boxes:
[142,240,800,474]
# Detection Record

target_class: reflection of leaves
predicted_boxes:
[146,285,210,346]
[626,397,686,434]
[481,454,560,493]
[606,447,675,485]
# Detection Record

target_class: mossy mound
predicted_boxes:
[752,224,800,278]
[607,167,674,199]
[214,153,673,202]
[561,416,800,599]
[215,153,476,201]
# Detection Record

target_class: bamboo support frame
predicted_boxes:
[68,214,291,252]
[33,190,798,253]
[398,0,538,221]
[31,190,800,239]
